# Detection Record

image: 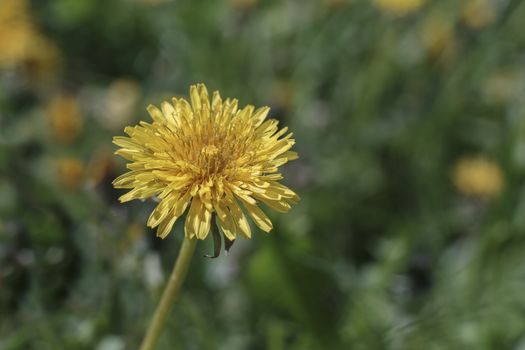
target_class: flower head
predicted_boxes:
[47,93,83,144]
[113,84,299,240]
[461,0,495,29]
[0,0,59,80]
[452,156,504,199]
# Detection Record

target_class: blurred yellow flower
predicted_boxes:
[103,79,141,130]
[374,0,425,17]
[0,0,33,67]
[452,156,504,198]
[461,0,495,29]
[47,93,83,144]
[22,35,59,82]
[113,84,299,239]
[420,14,456,59]
[87,148,115,186]
[0,0,59,79]
[57,157,84,190]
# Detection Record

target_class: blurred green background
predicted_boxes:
[1,0,525,349]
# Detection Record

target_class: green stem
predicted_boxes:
[139,237,198,350]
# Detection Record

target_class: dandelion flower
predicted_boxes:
[461,0,495,29]
[47,93,83,144]
[103,79,141,130]
[452,156,504,199]
[113,84,299,240]
[0,0,59,80]
[420,14,456,60]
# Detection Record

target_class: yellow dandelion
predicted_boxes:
[420,13,456,60]
[113,83,299,241]
[0,0,59,80]
[47,93,83,144]
[452,156,504,199]
[103,78,141,130]
[461,0,495,29]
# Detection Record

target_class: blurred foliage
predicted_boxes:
[1,0,525,349]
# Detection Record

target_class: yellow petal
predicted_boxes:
[119,184,162,203]
[260,174,283,181]
[113,171,140,188]
[113,136,143,151]
[148,191,191,234]
[185,196,212,240]
[240,198,273,232]
[256,119,279,137]
[197,84,210,110]
[146,104,165,124]
[147,193,179,227]
[227,197,252,238]
[215,201,237,240]
[211,91,223,115]
[254,195,292,213]
[157,215,178,239]
[161,101,179,127]
[269,182,300,201]
[252,106,270,127]
[222,98,238,120]
[115,149,141,161]
[283,151,299,161]
[190,85,201,111]
[254,187,282,201]
[238,105,254,123]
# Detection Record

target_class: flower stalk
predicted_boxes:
[139,238,197,350]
